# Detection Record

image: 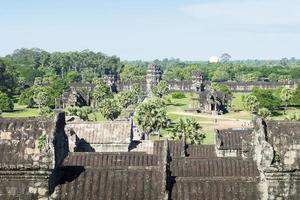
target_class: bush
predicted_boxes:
[257,107,272,119]
[0,91,14,111]
[171,92,186,99]
[66,106,93,121]
[39,107,54,117]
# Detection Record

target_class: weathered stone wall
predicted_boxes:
[0,117,54,199]
[224,80,299,92]
[0,113,68,200]
[166,80,194,92]
[251,118,300,199]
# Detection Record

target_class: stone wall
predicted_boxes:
[0,113,68,200]
[251,118,300,199]
[224,80,299,92]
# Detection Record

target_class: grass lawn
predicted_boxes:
[161,92,218,144]
[270,108,300,120]
[2,103,39,118]
[231,92,247,111]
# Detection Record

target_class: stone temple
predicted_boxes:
[0,113,300,199]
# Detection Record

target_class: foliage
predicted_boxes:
[257,108,272,119]
[171,118,205,144]
[152,81,169,98]
[171,92,186,99]
[291,84,300,105]
[280,88,293,112]
[99,98,121,121]
[211,83,231,94]
[5,48,123,84]
[92,81,112,105]
[38,133,47,150]
[33,91,49,109]
[39,107,54,117]
[212,70,230,81]
[66,106,93,121]
[135,98,170,138]
[285,113,300,121]
[0,91,14,111]
[0,59,17,95]
[243,94,259,113]
[251,88,281,111]
[117,87,140,109]
[119,64,147,81]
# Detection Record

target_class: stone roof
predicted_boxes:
[62,152,159,167]
[65,121,132,144]
[57,168,165,200]
[216,128,253,150]
[171,179,259,200]
[170,157,259,177]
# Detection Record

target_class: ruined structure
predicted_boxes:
[1,114,300,199]
[197,90,231,114]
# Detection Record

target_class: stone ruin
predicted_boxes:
[0,113,300,199]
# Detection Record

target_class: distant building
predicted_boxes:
[209,56,219,63]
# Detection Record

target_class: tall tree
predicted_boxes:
[99,98,121,121]
[152,81,169,98]
[135,98,169,139]
[92,81,112,107]
[280,88,293,114]
[172,118,205,145]
[243,94,259,113]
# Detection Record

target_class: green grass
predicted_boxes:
[270,108,300,120]
[2,103,39,118]
[231,92,247,111]
[161,92,217,144]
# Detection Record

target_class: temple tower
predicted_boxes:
[146,64,162,93]
[192,71,204,92]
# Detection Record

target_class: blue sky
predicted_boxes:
[0,0,299,60]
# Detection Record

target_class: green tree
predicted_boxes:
[81,68,96,83]
[152,81,169,98]
[252,89,281,111]
[212,70,230,81]
[172,118,205,145]
[211,83,231,95]
[280,88,293,114]
[135,98,169,139]
[291,84,300,105]
[92,81,112,107]
[99,98,121,121]
[257,108,271,119]
[119,64,146,81]
[66,106,92,121]
[243,94,259,113]
[0,91,14,111]
[19,87,35,108]
[33,91,49,109]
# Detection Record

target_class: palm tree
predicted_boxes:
[172,118,205,157]
[244,94,259,113]
[135,98,169,139]
[280,88,293,114]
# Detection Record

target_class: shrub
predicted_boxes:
[257,107,271,119]
[0,91,14,111]
[66,106,93,121]
[39,107,54,117]
[171,92,186,99]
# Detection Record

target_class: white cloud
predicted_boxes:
[180,0,300,25]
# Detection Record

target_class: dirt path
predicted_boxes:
[169,111,253,129]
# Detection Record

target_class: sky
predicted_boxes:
[0,0,300,61]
